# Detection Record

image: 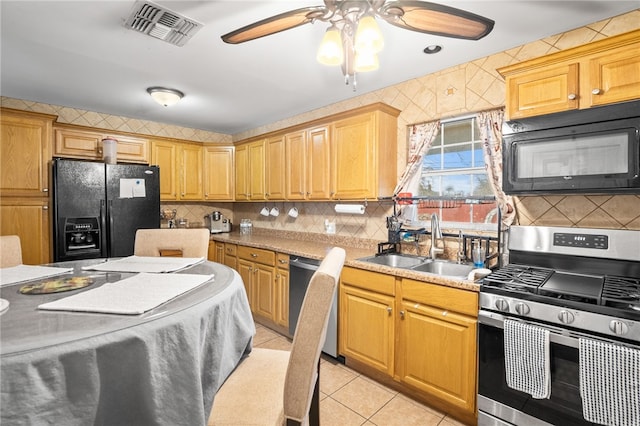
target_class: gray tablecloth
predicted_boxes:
[0,260,255,426]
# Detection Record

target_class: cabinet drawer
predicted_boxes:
[401,279,478,317]
[237,245,275,266]
[276,252,289,269]
[341,267,395,296]
[224,243,237,257]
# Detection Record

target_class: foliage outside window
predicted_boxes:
[408,116,498,230]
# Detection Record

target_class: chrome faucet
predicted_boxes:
[429,213,444,259]
[457,230,466,264]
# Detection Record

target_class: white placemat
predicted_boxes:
[38,272,214,315]
[0,265,74,287]
[82,256,205,273]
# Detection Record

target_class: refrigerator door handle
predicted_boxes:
[107,199,115,258]
[100,199,108,258]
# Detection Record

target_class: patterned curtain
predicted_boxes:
[477,109,516,228]
[393,120,440,196]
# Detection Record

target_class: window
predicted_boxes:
[407,116,497,230]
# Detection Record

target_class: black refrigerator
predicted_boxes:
[52,158,160,262]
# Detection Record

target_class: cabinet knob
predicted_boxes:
[42,206,48,210]
[278,259,287,264]
[386,307,392,314]
[181,193,185,196]
[592,88,602,95]
[399,310,405,318]
[567,93,577,100]
[43,188,49,192]
[251,253,258,258]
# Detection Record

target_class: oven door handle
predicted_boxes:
[479,310,580,348]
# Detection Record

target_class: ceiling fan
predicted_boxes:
[221,0,494,87]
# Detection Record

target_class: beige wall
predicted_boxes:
[3,9,639,239]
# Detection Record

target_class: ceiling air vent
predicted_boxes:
[124,0,202,47]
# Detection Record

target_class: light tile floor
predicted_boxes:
[253,324,468,426]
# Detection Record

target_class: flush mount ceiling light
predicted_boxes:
[147,87,184,107]
[221,1,494,90]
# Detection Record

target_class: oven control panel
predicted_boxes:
[553,232,608,249]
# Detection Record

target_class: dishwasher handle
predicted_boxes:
[289,256,320,271]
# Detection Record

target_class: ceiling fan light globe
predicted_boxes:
[354,51,379,72]
[317,26,344,66]
[354,15,384,53]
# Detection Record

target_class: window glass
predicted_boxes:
[407,116,497,230]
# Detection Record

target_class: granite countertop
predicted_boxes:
[210,231,480,293]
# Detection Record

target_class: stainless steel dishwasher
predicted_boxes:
[288,255,338,357]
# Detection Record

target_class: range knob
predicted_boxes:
[494,298,509,312]
[515,302,530,316]
[609,320,629,336]
[558,310,575,324]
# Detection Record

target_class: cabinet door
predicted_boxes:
[588,44,640,107]
[285,130,306,200]
[224,243,237,270]
[54,128,149,163]
[0,110,52,197]
[266,136,285,200]
[179,144,203,200]
[248,140,266,200]
[151,140,178,200]
[0,198,50,264]
[234,144,249,200]
[275,253,289,328]
[505,63,580,119]
[339,284,395,375]
[253,263,276,321]
[398,302,477,414]
[213,242,224,263]
[306,126,332,200]
[332,113,376,199]
[237,258,254,310]
[203,146,234,201]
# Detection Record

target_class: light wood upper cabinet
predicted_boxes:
[54,125,149,164]
[266,136,285,200]
[306,126,332,200]
[151,140,178,200]
[234,103,399,201]
[499,29,640,120]
[0,109,54,198]
[285,130,307,200]
[235,140,266,201]
[203,145,234,201]
[151,139,202,201]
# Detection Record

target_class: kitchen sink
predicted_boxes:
[410,261,474,278]
[357,254,426,268]
[357,253,474,279]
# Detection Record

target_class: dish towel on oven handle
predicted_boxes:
[503,319,551,399]
[579,337,640,426]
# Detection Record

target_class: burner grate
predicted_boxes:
[483,264,553,291]
[602,276,640,308]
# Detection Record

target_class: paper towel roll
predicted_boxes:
[334,204,366,214]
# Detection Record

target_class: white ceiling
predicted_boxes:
[1,1,637,135]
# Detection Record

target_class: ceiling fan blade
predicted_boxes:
[221,6,326,44]
[380,1,494,40]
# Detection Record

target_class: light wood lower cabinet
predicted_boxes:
[398,283,477,414]
[339,267,479,420]
[0,198,50,264]
[274,253,289,328]
[339,267,395,376]
[237,246,276,321]
[223,243,237,269]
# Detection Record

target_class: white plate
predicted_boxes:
[0,298,9,314]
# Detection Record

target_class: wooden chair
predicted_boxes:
[133,228,210,258]
[0,235,23,268]
[208,246,346,426]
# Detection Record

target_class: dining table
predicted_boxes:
[0,258,255,426]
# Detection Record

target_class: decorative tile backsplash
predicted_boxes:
[3,9,639,239]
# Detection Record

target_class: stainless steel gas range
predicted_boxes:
[478,226,640,426]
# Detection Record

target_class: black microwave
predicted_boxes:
[502,100,640,195]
